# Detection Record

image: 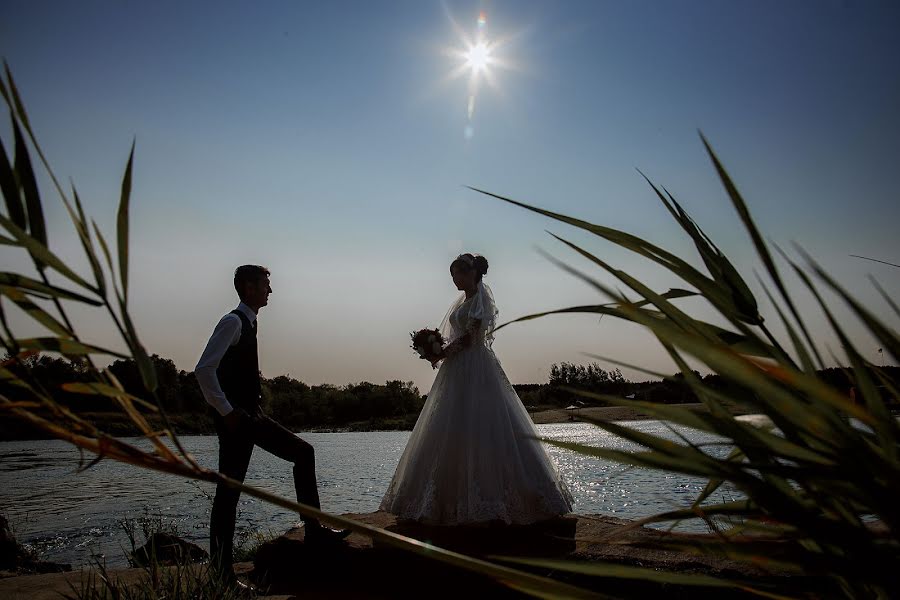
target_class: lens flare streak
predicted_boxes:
[439,8,513,140]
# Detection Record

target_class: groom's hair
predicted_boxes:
[234,265,270,299]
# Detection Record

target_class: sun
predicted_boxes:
[465,41,491,74]
[438,8,517,138]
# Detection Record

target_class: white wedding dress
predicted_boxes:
[380,281,572,525]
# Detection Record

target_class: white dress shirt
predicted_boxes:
[195,302,258,416]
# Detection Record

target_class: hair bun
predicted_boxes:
[473,255,489,276]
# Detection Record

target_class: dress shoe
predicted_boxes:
[305,525,351,545]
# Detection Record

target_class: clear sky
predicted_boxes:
[1,1,899,394]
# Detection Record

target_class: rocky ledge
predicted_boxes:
[251,511,799,599]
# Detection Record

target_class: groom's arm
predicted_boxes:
[195,314,242,416]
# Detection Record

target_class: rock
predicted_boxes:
[130,532,209,567]
[1,514,71,574]
[0,515,18,571]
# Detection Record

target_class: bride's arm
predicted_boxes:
[433,319,482,364]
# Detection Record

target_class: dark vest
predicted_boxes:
[216,309,261,412]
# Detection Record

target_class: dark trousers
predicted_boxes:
[209,412,321,571]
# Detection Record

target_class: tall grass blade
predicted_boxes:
[582,353,670,379]
[758,274,818,373]
[548,232,779,358]
[67,186,106,296]
[468,186,749,319]
[640,171,760,325]
[0,132,25,229]
[117,141,134,304]
[119,305,157,393]
[12,115,46,246]
[800,247,900,363]
[492,287,697,335]
[0,214,95,291]
[0,272,101,305]
[2,63,70,205]
[699,135,818,360]
[870,276,900,321]
[91,220,121,302]
[61,382,159,412]
[2,63,35,135]
[0,286,72,337]
[16,337,128,358]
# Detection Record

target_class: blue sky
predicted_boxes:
[2,1,898,393]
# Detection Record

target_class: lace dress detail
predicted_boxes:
[380,286,573,525]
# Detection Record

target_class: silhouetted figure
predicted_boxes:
[381,254,572,524]
[195,265,349,585]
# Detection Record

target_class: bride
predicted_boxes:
[380,253,572,525]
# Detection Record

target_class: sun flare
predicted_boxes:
[465,41,491,73]
[439,8,517,139]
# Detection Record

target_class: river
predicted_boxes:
[0,421,738,568]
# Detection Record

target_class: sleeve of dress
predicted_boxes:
[468,281,499,345]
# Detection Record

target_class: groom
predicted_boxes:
[195,265,349,581]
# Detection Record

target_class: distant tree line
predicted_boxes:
[2,353,897,439]
[0,353,424,438]
[515,361,900,410]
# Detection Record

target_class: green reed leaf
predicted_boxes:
[801,248,900,363]
[0,66,10,107]
[469,186,747,319]
[0,214,95,292]
[543,235,780,358]
[61,382,158,412]
[786,260,899,463]
[634,499,759,526]
[870,276,900,321]
[582,353,670,380]
[69,186,106,296]
[119,301,157,393]
[572,393,833,469]
[622,302,873,427]
[2,63,71,208]
[493,288,697,335]
[700,134,817,360]
[12,113,46,246]
[694,447,744,507]
[0,286,72,338]
[0,130,25,230]
[758,276,818,374]
[17,337,128,358]
[641,171,761,325]
[2,63,34,135]
[0,273,101,305]
[117,140,134,304]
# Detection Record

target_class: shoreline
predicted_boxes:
[0,403,727,441]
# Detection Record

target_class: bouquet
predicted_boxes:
[410,328,444,364]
